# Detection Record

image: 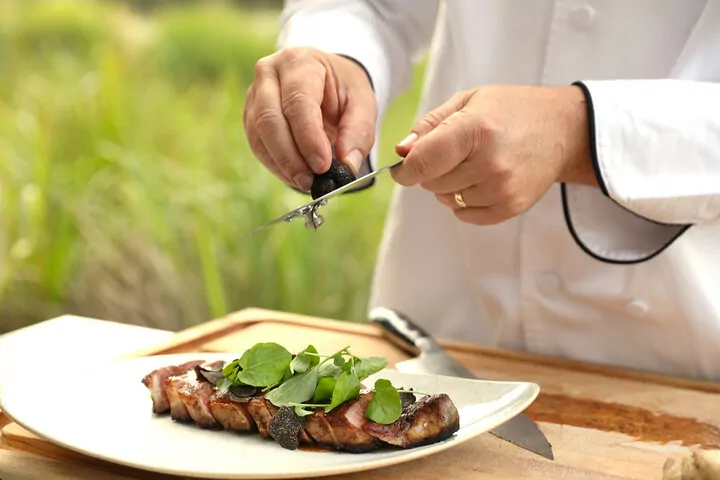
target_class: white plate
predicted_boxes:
[0,353,539,479]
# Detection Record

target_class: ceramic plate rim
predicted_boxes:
[0,353,540,479]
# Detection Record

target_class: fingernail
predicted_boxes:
[343,149,364,175]
[309,155,325,172]
[397,132,418,149]
[294,173,313,191]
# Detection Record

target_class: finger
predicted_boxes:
[455,206,512,226]
[395,90,473,157]
[245,113,293,186]
[420,159,485,194]
[434,194,514,226]
[252,68,315,191]
[391,110,475,186]
[434,179,506,208]
[277,59,332,174]
[335,87,377,175]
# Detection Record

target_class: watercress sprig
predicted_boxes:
[218,342,421,424]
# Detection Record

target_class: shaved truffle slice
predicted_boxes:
[247,396,314,445]
[268,406,307,450]
[363,394,460,448]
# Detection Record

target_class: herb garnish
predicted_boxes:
[217,343,424,424]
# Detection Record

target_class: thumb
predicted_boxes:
[395,89,473,157]
[335,92,378,176]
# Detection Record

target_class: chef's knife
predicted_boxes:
[368,306,554,461]
[248,158,405,236]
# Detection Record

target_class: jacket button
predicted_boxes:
[536,272,563,296]
[570,5,597,29]
[626,299,649,317]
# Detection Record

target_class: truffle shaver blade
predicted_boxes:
[248,158,404,236]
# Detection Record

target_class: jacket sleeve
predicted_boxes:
[277,0,439,190]
[563,79,720,263]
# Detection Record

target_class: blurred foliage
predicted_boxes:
[0,0,425,333]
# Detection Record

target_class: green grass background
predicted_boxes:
[0,0,426,332]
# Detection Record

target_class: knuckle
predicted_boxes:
[473,117,501,149]
[282,46,315,64]
[487,155,512,177]
[254,57,273,78]
[495,177,517,201]
[408,151,433,180]
[417,111,444,132]
[281,90,310,119]
[254,108,281,132]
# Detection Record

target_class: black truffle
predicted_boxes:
[268,406,306,450]
[310,159,357,200]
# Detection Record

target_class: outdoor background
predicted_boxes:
[0,0,427,333]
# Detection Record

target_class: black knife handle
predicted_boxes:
[368,307,440,353]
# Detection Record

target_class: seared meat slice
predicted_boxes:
[321,393,379,453]
[208,391,256,432]
[304,411,339,449]
[176,361,225,429]
[141,360,204,413]
[247,396,313,444]
[165,373,194,422]
[363,393,460,448]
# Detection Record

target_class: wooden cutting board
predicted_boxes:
[2,307,720,480]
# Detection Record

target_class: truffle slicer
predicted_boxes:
[248,158,404,236]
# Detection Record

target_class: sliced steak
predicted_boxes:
[176,361,226,429]
[209,391,256,432]
[323,393,379,453]
[165,373,194,422]
[141,360,204,413]
[304,410,341,449]
[363,393,460,448]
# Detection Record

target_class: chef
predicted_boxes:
[243,1,720,381]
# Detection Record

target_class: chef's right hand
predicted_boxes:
[243,47,377,191]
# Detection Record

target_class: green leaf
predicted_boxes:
[216,377,232,391]
[333,354,345,367]
[353,357,388,381]
[222,359,241,378]
[318,362,341,379]
[235,342,293,387]
[365,378,403,424]
[281,366,294,383]
[290,345,319,374]
[325,370,361,412]
[266,368,319,407]
[313,376,336,403]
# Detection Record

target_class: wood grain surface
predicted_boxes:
[2,307,719,480]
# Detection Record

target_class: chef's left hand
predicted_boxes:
[391,85,597,226]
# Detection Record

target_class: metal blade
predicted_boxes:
[396,354,554,460]
[248,158,404,236]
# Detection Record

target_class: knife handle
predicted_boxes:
[368,307,440,354]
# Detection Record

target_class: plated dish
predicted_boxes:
[142,342,460,453]
[0,345,539,479]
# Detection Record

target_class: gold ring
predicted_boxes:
[454,192,467,208]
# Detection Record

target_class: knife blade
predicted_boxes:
[368,306,554,461]
[248,158,405,236]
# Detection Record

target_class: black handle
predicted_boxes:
[368,307,440,354]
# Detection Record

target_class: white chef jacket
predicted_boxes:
[277,0,720,381]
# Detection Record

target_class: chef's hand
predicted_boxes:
[391,85,597,225]
[244,47,377,191]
